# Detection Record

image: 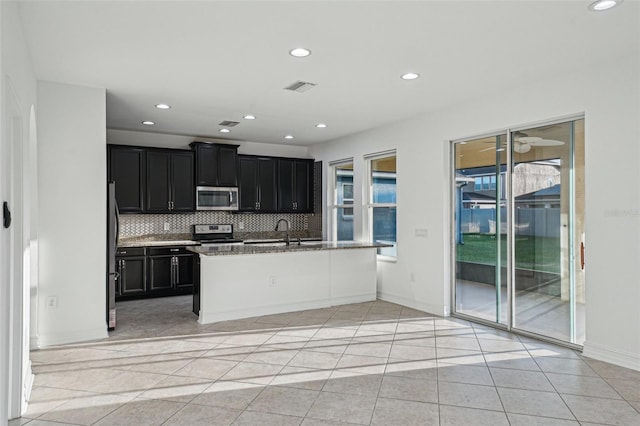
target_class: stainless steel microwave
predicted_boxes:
[196,186,239,211]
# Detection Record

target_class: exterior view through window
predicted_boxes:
[368,153,397,258]
[331,161,354,241]
[453,118,585,346]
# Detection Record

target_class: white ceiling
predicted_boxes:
[18,0,639,147]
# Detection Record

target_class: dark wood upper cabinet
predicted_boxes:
[238,155,277,212]
[218,145,239,186]
[258,158,278,211]
[146,151,172,212]
[277,158,313,212]
[238,156,258,210]
[191,142,238,187]
[108,146,145,212]
[171,152,195,211]
[146,149,194,212]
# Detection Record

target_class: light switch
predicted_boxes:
[415,228,428,238]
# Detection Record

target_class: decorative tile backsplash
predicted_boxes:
[119,211,320,239]
[120,161,324,240]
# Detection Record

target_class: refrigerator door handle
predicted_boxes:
[114,199,120,251]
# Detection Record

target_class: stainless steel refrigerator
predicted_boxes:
[107,181,119,330]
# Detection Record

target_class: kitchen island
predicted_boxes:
[188,241,388,324]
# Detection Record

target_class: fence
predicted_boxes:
[460,208,560,238]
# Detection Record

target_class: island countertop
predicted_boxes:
[188,241,390,256]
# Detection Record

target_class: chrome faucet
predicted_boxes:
[275,218,291,246]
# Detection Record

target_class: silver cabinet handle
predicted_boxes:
[170,248,179,252]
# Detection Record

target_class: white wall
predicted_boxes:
[36,81,108,347]
[107,128,311,158]
[310,55,640,370]
[1,0,38,419]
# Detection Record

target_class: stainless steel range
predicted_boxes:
[192,224,243,246]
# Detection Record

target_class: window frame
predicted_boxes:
[328,159,355,241]
[365,150,397,261]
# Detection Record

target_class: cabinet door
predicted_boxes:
[118,256,146,296]
[258,158,277,211]
[218,145,238,186]
[238,156,258,211]
[109,147,145,212]
[277,159,294,211]
[146,151,172,212]
[175,254,194,289]
[171,151,195,211]
[294,160,313,212]
[194,144,217,186]
[148,255,173,291]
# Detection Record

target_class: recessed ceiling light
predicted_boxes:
[219,128,230,133]
[155,103,171,110]
[289,48,311,58]
[243,115,256,120]
[284,135,294,140]
[589,0,622,11]
[141,121,155,125]
[401,72,419,80]
[316,123,327,128]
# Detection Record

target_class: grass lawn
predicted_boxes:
[456,233,560,273]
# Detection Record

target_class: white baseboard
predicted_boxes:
[331,293,376,306]
[22,361,33,416]
[582,341,640,371]
[37,327,108,348]
[377,291,446,317]
[199,299,333,325]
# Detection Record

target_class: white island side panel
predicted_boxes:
[199,251,331,323]
[197,248,378,324]
[330,248,377,304]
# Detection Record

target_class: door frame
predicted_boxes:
[3,76,32,420]
[449,113,585,350]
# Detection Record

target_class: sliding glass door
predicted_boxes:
[511,119,585,344]
[453,135,508,325]
[452,117,585,346]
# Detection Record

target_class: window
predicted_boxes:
[474,175,496,191]
[341,183,354,217]
[367,152,397,258]
[330,160,354,241]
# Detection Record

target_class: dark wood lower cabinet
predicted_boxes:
[116,246,197,301]
[148,255,174,292]
[116,247,146,297]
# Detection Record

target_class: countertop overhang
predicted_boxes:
[188,241,391,256]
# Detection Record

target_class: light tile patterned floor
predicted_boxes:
[16,296,640,425]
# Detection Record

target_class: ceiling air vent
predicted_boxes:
[219,120,240,127]
[284,81,317,93]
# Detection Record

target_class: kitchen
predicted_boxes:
[1,1,639,423]
[108,140,388,330]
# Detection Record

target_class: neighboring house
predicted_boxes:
[516,184,561,208]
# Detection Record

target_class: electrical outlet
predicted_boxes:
[238,221,245,230]
[269,276,277,287]
[164,222,170,231]
[47,296,58,309]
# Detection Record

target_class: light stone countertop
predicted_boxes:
[118,234,199,248]
[188,241,391,256]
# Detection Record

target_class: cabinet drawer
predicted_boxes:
[116,247,146,256]
[148,246,192,256]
